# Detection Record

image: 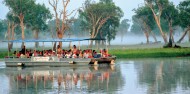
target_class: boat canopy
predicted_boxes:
[2,38,106,43]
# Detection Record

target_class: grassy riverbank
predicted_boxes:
[0,48,190,58]
[109,48,190,58]
[0,42,190,58]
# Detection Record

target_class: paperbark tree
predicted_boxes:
[144,0,168,43]
[28,4,52,48]
[6,11,20,50]
[79,0,123,48]
[133,6,157,43]
[4,0,35,47]
[117,19,130,42]
[177,0,190,43]
[162,2,179,46]
[49,0,77,48]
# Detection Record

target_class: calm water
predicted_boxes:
[0,58,190,94]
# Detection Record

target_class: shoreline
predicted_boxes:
[0,43,190,59]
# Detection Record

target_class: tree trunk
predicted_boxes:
[7,22,11,52]
[9,23,16,49]
[150,31,157,43]
[145,24,157,42]
[189,30,190,42]
[177,27,190,43]
[34,29,39,48]
[57,28,63,48]
[19,13,25,48]
[155,18,167,43]
[168,20,173,47]
[53,42,57,51]
[144,31,149,44]
[148,6,167,43]
[10,23,16,50]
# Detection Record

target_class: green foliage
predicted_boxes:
[4,0,36,23]
[178,0,190,28]
[162,3,179,25]
[27,4,52,31]
[117,19,130,34]
[131,1,180,36]
[79,0,123,43]
[133,6,156,31]
[130,16,143,35]
[69,17,87,37]
[3,0,52,40]
[6,12,20,24]
[0,19,8,39]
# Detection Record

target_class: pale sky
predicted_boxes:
[0,0,184,21]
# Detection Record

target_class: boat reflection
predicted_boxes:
[4,65,117,93]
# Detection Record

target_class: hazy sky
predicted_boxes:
[0,0,184,21]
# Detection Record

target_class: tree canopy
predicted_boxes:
[79,0,123,46]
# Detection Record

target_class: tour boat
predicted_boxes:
[3,38,116,67]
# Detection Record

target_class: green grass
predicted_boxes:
[109,48,190,58]
[0,51,13,58]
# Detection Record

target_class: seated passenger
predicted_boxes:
[72,45,78,54]
[32,50,38,56]
[102,49,109,57]
[57,45,62,54]
[78,50,83,58]
[26,51,30,58]
[62,49,65,58]
[88,50,93,58]
[83,50,89,58]
[72,53,77,58]
[65,52,71,58]
[52,51,56,56]
[16,51,21,58]
[44,50,48,57]
[93,52,98,58]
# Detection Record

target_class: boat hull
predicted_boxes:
[5,56,116,67]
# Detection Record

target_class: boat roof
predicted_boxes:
[2,38,106,43]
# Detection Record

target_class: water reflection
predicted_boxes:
[133,58,190,94]
[1,65,122,94]
[1,58,190,94]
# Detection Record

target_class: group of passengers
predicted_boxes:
[13,45,110,58]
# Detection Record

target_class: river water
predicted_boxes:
[0,58,190,94]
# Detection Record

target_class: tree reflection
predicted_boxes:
[4,65,124,94]
[134,58,190,94]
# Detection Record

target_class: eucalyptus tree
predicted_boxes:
[69,17,85,37]
[4,0,36,47]
[177,0,190,43]
[49,0,77,48]
[161,2,179,46]
[79,0,123,47]
[6,12,20,50]
[133,6,157,44]
[28,4,52,47]
[144,0,169,43]
[0,19,7,39]
[117,19,130,42]
[130,16,144,35]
